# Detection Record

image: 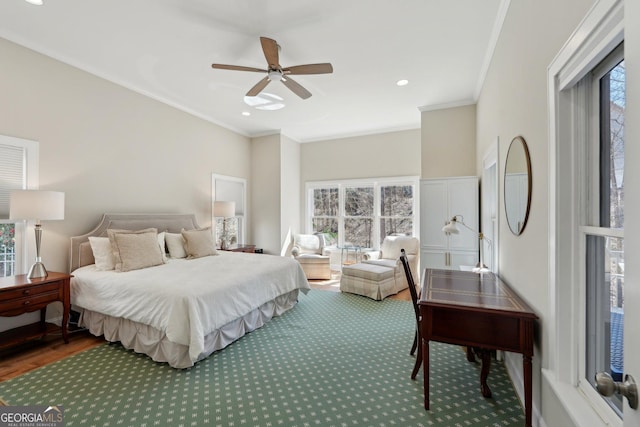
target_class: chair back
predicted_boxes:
[400,248,420,318]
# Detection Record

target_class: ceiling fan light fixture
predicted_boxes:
[396,79,409,86]
[268,70,283,82]
[24,0,44,5]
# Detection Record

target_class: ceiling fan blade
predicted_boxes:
[283,63,334,75]
[282,76,312,99]
[212,64,267,73]
[260,37,280,69]
[246,76,271,97]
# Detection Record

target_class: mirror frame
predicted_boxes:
[504,136,532,235]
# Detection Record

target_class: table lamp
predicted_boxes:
[9,190,65,279]
[442,214,492,273]
[213,201,236,250]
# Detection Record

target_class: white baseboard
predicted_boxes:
[504,352,546,427]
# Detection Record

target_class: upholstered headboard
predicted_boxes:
[69,213,200,272]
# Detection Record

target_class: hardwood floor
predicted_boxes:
[0,278,410,383]
[0,326,103,381]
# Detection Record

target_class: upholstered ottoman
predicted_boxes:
[340,263,396,300]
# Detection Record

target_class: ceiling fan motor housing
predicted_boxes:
[268,70,283,81]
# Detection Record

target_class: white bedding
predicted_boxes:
[71,251,310,362]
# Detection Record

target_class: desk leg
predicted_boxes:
[524,355,532,427]
[480,349,492,398]
[423,338,430,410]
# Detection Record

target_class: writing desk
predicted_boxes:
[419,269,538,427]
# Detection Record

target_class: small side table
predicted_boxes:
[220,244,256,253]
[0,272,71,350]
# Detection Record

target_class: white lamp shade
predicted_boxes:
[9,190,65,220]
[213,201,235,218]
[442,220,460,234]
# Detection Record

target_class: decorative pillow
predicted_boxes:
[181,227,217,258]
[88,236,115,271]
[157,231,168,262]
[165,232,187,259]
[107,228,165,272]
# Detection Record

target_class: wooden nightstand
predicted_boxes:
[0,272,71,350]
[221,244,256,253]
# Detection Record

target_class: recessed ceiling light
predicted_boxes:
[24,0,44,5]
[241,111,251,116]
[243,93,285,111]
[396,79,409,87]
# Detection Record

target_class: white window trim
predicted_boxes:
[211,173,247,245]
[0,135,39,275]
[305,176,420,249]
[546,0,624,426]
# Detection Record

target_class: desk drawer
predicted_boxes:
[427,307,522,352]
[0,282,61,302]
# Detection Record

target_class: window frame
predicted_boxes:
[305,176,419,250]
[0,135,39,276]
[546,0,624,425]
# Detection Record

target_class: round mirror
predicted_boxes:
[504,136,532,235]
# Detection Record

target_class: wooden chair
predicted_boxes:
[400,248,422,379]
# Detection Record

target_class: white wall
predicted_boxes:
[475,0,596,425]
[0,37,251,326]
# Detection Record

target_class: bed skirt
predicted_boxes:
[79,289,301,369]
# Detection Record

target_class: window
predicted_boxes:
[0,135,38,277]
[583,48,625,415]
[212,174,246,248]
[307,177,418,249]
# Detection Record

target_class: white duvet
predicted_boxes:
[71,251,310,361]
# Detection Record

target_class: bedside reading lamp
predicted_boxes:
[213,201,236,250]
[10,190,65,279]
[442,214,492,273]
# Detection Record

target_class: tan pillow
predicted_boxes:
[181,227,217,258]
[107,228,165,272]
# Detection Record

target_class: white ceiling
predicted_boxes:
[0,0,506,142]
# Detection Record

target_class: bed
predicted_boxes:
[69,213,310,368]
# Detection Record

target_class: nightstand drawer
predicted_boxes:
[0,290,60,315]
[0,282,61,302]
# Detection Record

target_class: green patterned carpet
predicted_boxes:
[0,290,524,426]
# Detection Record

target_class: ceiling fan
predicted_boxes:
[211,37,333,100]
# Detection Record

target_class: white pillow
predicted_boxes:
[157,231,168,262]
[165,232,187,258]
[88,236,115,271]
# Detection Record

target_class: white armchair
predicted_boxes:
[291,233,333,280]
[363,235,420,292]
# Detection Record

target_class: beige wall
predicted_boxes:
[280,134,301,244]
[475,0,596,425]
[421,104,476,178]
[0,37,251,327]
[300,129,421,183]
[250,134,281,255]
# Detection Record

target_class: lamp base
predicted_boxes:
[28,262,48,279]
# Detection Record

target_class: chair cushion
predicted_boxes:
[296,254,330,264]
[381,236,419,259]
[293,234,322,255]
[363,258,398,269]
[342,263,394,281]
